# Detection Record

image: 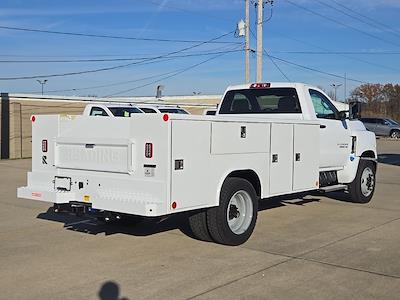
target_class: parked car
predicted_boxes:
[137,105,189,114]
[360,117,400,139]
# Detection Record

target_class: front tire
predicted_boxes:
[206,177,258,246]
[348,159,376,203]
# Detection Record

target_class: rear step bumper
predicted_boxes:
[17,186,76,203]
[17,186,164,217]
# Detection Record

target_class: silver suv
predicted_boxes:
[360,117,400,139]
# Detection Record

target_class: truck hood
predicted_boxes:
[347,120,367,132]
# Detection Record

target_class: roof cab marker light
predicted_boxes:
[250,83,271,89]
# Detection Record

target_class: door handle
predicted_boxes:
[320,125,326,129]
[295,153,301,161]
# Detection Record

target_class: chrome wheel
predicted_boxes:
[226,190,253,235]
[360,167,374,197]
[390,131,400,139]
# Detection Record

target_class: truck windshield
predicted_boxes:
[108,107,143,117]
[218,88,301,114]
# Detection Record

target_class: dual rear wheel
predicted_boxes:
[188,177,258,246]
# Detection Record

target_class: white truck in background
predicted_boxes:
[83,103,189,117]
[83,103,144,117]
[18,82,377,245]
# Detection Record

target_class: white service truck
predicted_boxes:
[18,83,377,245]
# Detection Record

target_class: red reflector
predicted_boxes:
[42,140,48,153]
[31,116,36,122]
[145,143,153,158]
[250,83,271,89]
[163,114,169,122]
[172,201,177,209]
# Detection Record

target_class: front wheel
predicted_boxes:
[206,177,258,246]
[348,160,376,203]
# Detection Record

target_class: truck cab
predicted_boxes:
[216,82,376,184]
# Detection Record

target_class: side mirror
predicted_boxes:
[337,110,347,120]
[349,101,362,120]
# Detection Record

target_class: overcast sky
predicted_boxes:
[0,0,399,99]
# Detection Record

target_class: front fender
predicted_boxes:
[354,130,377,158]
[337,130,376,184]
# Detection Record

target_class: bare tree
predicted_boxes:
[350,83,400,121]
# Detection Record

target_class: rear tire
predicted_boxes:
[390,130,400,139]
[207,177,258,246]
[188,210,213,242]
[348,160,376,203]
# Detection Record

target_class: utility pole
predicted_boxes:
[344,72,347,103]
[245,0,250,83]
[256,0,263,82]
[36,79,47,95]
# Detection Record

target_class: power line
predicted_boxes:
[272,31,400,73]
[34,50,243,94]
[249,28,291,81]
[329,0,400,40]
[0,44,238,59]
[0,30,236,80]
[0,25,240,44]
[270,51,400,55]
[284,0,400,48]
[264,50,291,81]
[31,62,181,94]
[314,0,400,43]
[267,54,367,84]
[105,51,234,97]
[0,49,242,63]
[6,49,400,59]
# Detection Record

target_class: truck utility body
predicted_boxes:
[18,83,377,245]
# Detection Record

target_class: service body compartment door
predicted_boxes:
[211,122,270,154]
[293,124,319,191]
[171,120,213,211]
[269,123,293,195]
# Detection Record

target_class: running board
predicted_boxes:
[318,184,347,193]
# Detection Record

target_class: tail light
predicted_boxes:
[145,143,153,158]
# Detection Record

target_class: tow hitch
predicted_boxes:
[53,202,92,216]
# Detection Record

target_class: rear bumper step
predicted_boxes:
[17,186,76,203]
